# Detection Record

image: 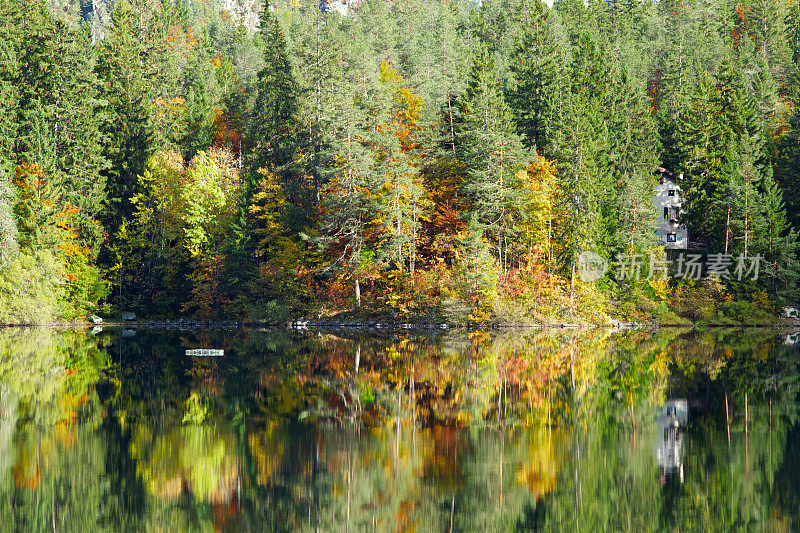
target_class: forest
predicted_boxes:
[1,0,800,324]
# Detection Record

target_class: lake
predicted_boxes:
[0,326,798,531]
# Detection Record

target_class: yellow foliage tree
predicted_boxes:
[517,155,558,270]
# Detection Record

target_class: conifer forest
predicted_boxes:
[2,0,800,325]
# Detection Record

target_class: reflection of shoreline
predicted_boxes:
[0,327,797,530]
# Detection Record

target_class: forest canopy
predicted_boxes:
[1,0,799,324]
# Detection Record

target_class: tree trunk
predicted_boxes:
[744,182,749,257]
[570,261,575,308]
[410,202,416,286]
[724,206,731,254]
[548,199,552,279]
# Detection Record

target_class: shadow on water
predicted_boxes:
[0,326,798,530]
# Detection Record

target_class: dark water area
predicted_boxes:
[0,326,799,531]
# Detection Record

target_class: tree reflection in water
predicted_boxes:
[0,327,797,530]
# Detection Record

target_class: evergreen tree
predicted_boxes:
[181,48,219,160]
[0,167,16,268]
[676,59,773,250]
[0,1,20,266]
[675,73,734,247]
[551,92,609,279]
[787,0,800,66]
[315,15,382,305]
[751,57,784,149]
[508,0,562,153]
[747,0,794,91]
[729,133,768,256]
[654,0,725,168]
[774,99,800,232]
[15,1,107,254]
[0,0,21,172]
[715,58,760,140]
[604,62,660,254]
[457,44,528,273]
[355,0,400,65]
[247,0,299,176]
[401,0,469,140]
[288,0,339,210]
[96,0,155,241]
[549,33,610,279]
[755,171,799,300]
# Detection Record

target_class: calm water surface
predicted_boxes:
[0,326,798,531]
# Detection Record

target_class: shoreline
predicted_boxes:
[0,319,797,330]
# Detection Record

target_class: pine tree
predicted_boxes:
[95,0,155,240]
[673,54,783,255]
[755,171,799,300]
[401,0,468,145]
[0,167,16,267]
[247,0,299,176]
[0,0,21,172]
[715,58,760,140]
[15,2,107,254]
[550,92,609,279]
[549,33,610,279]
[457,44,528,273]
[181,49,218,160]
[554,0,604,51]
[314,12,381,305]
[654,0,725,168]
[747,0,794,91]
[675,72,734,247]
[751,57,784,149]
[508,0,562,153]
[289,0,340,210]
[729,133,768,256]
[787,0,800,66]
[0,0,20,265]
[604,62,661,254]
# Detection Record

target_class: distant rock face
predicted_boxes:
[319,0,363,16]
[46,0,110,32]
[89,0,113,42]
[49,0,264,36]
[219,0,262,31]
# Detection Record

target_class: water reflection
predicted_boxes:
[0,327,796,530]
[656,399,687,484]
